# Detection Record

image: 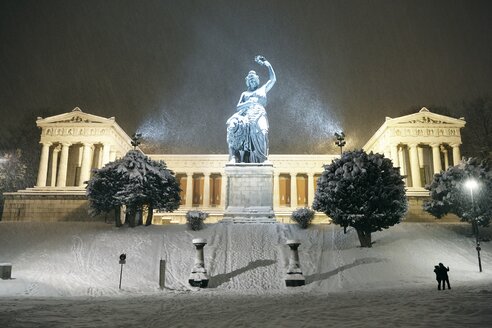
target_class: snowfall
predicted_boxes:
[0,221,491,328]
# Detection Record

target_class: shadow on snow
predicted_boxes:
[305,257,386,284]
[209,259,277,288]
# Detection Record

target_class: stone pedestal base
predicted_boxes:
[188,273,209,288]
[0,263,12,280]
[222,163,275,223]
[2,189,107,222]
[284,273,305,287]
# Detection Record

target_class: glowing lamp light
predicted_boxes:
[465,179,478,191]
[464,178,483,273]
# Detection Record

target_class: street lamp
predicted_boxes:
[334,132,346,155]
[465,178,482,272]
[131,132,142,150]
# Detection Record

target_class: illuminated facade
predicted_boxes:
[149,154,335,223]
[363,107,466,196]
[34,107,133,189]
[2,107,465,223]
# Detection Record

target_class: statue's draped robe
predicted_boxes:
[227,86,269,163]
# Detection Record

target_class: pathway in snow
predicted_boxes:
[206,224,287,290]
[1,284,491,327]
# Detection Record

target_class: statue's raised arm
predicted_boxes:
[255,55,276,93]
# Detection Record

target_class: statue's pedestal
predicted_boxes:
[222,163,276,223]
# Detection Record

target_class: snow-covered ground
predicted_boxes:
[0,221,491,327]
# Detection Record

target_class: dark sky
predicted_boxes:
[1,0,491,154]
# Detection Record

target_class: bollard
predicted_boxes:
[159,260,166,289]
[285,240,305,287]
[0,263,12,280]
[188,238,209,288]
[118,254,126,289]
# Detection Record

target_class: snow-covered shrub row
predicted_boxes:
[291,208,315,229]
[186,210,209,230]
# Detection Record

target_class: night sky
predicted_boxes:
[1,0,491,154]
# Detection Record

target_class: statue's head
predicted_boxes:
[245,70,260,90]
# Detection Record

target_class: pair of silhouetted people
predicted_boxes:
[433,263,451,290]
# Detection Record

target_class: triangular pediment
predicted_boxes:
[387,107,465,127]
[37,107,115,125]
[363,107,466,152]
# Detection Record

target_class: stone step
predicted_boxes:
[220,217,277,224]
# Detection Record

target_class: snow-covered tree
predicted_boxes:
[0,150,28,219]
[86,150,180,227]
[85,162,125,226]
[313,150,407,247]
[424,157,492,232]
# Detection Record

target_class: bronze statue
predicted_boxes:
[226,55,276,163]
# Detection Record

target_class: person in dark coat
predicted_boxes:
[439,263,451,290]
[433,265,442,290]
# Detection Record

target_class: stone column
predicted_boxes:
[185,173,193,207]
[109,150,117,162]
[203,172,210,208]
[390,144,399,168]
[417,146,424,169]
[285,240,305,287]
[408,143,422,188]
[440,145,449,170]
[77,146,83,167]
[50,146,61,186]
[78,143,93,186]
[220,173,227,209]
[97,146,104,168]
[290,173,297,208]
[56,142,71,187]
[398,146,406,177]
[307,173,315,207]
[36,142,52,187]
[430,143,442,174]
[102,143,111,166]
[188,238,209,288]
[273,173,280,209]
[451,143,461,166]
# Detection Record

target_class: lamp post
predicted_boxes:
[131,132,142,150]
[334,132,346,155]
[465,179,482,272]
[118,253,126,289]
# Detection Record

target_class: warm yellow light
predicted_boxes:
[465,179,478,191]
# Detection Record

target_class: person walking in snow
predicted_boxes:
[433,265,442,290]
[438,263,451,290]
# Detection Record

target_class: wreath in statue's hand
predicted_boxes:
[255,55,266,65]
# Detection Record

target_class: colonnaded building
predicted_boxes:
[2,106,465,224]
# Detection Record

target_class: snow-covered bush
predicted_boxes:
[0,150,28,219]
[424,157,492,231]
[291,208,315,229]
[313,150,407,247]
[86,150,180,227]
[186,210,208,231]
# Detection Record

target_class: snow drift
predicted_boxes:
[0,221,490,297]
